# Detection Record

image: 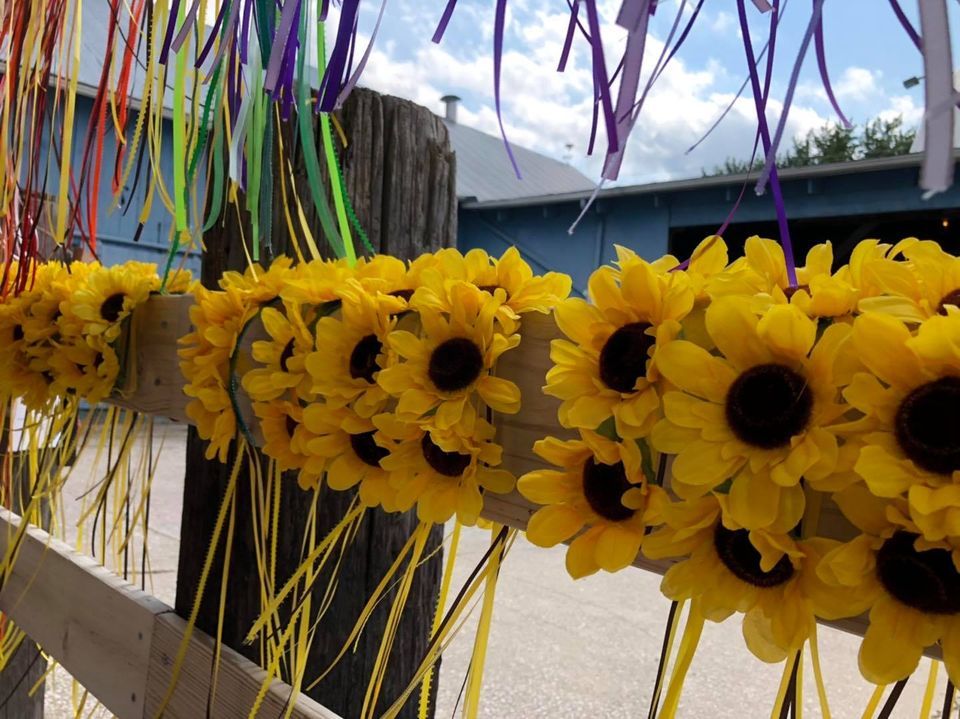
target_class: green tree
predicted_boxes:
[705,115,917,175]
[861,116,916,158]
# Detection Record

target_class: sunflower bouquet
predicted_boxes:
[517,235,960,712]
[0,260,192,410]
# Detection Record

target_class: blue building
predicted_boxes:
[455,150,960,297]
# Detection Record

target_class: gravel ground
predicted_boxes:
[37,423,951,718]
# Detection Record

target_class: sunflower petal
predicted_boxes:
[526,505,584,547]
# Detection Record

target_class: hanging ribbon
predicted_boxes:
[737,0,798,287]
[918,1,955,199]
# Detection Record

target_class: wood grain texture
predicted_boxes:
[0,508,164,719]
[144,613,340,719]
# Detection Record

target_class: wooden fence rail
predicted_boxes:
[0,508,340,719]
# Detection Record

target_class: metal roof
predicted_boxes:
[463,151,954,209]
[443,120,595,203]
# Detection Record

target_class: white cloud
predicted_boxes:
[711,11,735,34]
[834,67,883,102]
[352,2,907,184]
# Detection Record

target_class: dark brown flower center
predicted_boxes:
[389,289,414,301]
[876,532,960,614]
[41,371,54,385]
[477,284,509,299]
[279,338,296,372]
[714,525,794,588]
[598,322,654,393]
[894,377,960,475]
[427,337,483,392]
[938,289,960,315]
[100,292,126,322]
[725,363,812,448]
[581,458,635,522]
[93,352,105,369]
[12,325,23,342]
[421,434,471,477]
[349,334,382,384]
[285,415,298,439]
[350,431,389,468]
[783,284,809,300]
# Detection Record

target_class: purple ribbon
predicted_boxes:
[583,0,619,154]
[601,0,651,180]
[240,0,253,64]
[755,0,824,196]
[170,0,203,54]
[432,0,459,43]
[738,0,798,287]
[195,0,230,69]
[336,0,390,108]
[316,1,361,112]
[159,0,182,64]
[264,0,301,95]
[813,4,850,128]
[887,0,921,49]
[558,0,580,72]
[493,0,522,178]
[919,0,955,198]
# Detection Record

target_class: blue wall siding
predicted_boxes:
[458,162,960,294]
[24,95,201,276]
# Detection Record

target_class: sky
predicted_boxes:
[333,0,933,186]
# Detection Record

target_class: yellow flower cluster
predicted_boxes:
[520,235,960,683]
[179,247,570,526]
[0,260,191,410]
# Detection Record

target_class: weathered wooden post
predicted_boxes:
[176,88,456,717]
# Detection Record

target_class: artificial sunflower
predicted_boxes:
[650,300,852,520]
[644,492,859,663]
[64,261,156,341]
[45,336,120,404]
[376,281,521,431]
[376,413,514,526]
[517,430,652,578]
[0,296,54,410]
[544,256,693,440]
[300,403,398,508]
[305,279,405,416]
[817,484,960,685]
[842,311,960,507]
[242,301,317,402]
[711,236,884,319]
[179,283,259,462]
[254,399,316,475]
[280,257,350,306]
[414,247,571,330]
[858,239,960,322]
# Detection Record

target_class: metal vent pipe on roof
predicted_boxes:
[441,94,461,123]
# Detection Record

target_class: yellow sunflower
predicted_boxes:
[46,336,120,404]
[0,297,54,410]
[179,284,259,462]
[650,300,852,524]
[376,412,514,526]
[305,279,405,417]
[858,239,960,322]
[517,430,652,578]
[414,247,571,330]
[817,484,960,685]
[644,492,859,663]
[376,281,521,431]
[544,256,693,440]
[253,399,324,479]
[64,262,157,341]
[353,252,441,303]
[300,403,399,509]
[843,311,960,510]
[242,301,317,403]
[280,257,351,306]
[710,237,884,319]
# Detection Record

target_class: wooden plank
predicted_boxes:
[0,508,165,719]
[0,508,341,718]
[143,613,341,719]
